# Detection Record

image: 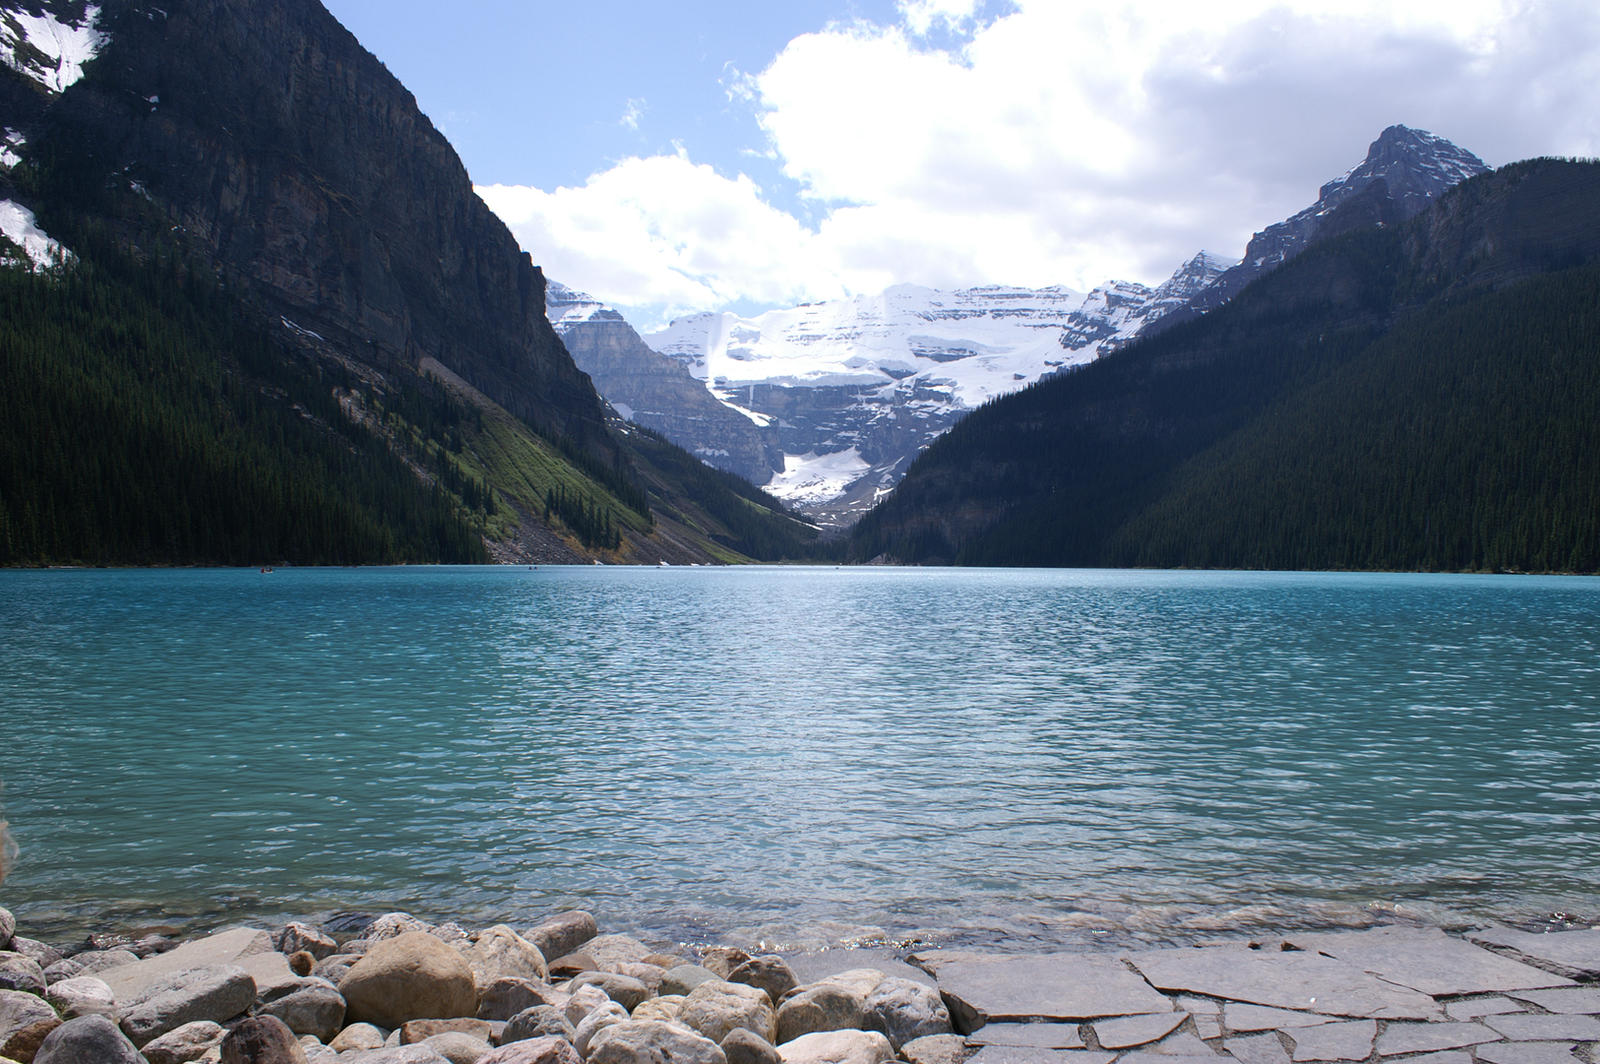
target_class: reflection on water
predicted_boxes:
[1,566,1597,947]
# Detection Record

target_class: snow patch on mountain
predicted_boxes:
[0,199,71,270]
[0,2,105,93]
[0,128,22,168]
[767,449,873,507]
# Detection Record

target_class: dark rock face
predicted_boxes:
[547,283,783,485]
[1169,125,1489,322]
[36,0,609,446]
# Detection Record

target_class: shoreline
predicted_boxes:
[1,902,1597,1063]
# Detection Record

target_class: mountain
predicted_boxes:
[546,281,783,486]
[629,256,1229,527]
[848,158,1600,572]
[0,0,816,565]
[1155,125,1489,327]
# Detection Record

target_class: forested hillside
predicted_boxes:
[850,159,1600,572]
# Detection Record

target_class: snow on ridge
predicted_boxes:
[0,127,21,169]
[0,2,106,93]
[765,448,872,506]
[0,198,72,271]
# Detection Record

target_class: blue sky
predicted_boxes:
[321,0,1600,331]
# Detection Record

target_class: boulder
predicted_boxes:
[587,1021,726,1064]
[680,981,776,1044]
[479,979,568,1022]
[629,997,686,1025]
[340,932,477,1029]
[477,1036,581,1064]
[118,963,257,1047]
[720,1028,781,1064]
[898,1035,970,1064]
[220,1016,308,1064]
[258,981,347,1042]
[727,959,796,1007]
[568,972,651,1013]
[274,925,337,962]
[61,950,138,978]
[400,1020,494,1045]
[502,1006,574,1044]
[773,985,866,1045]
[698,951,751,981]
[0,956,44,997]
[337,1047,454,1063]
[6,942,60,973]
[458,927,548,990]
[98,929,270,1003]
[546,954,597,980]
[562,985,614,1026]
[861,978,951,1049]
[329,1024,389,1052]
[420,1032,491,1064]
[30,1015,142,1064]
[0,987,64,1060]
[775,1030,894,1064]
[311,954,361,985]
[366,915,434,943]
[583,937,653,973]
[662,967,719,998]
[525,914,597,966]
[612,964,666,997]
[572,1002,629,1057]
[140,1020,226,1064]
[43,978,115,1021]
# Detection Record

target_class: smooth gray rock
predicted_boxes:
[0,955,44,996]
[0,987,63,1059]
[720,1027,780,1064]
[1224,1032,1292,1064]
[1125,945,1437,1020]
[502,1006,574,1044]
[699,950,752,981]
[477,1035,582,1064]
[274,924,337,961]
[1481,1012,1600,1041]
[329,1023,389,1052]
[60,949,138,978]
[398,1018,494,1045]
[1091,1013,1186,1049]
[340,932,478,1030]
[1468,926,1600,980]
[1476,1044,1583,1064]
[366,914,434,942]
[1286,926,1575,996]
[119,963,258,1047]
[583,937,655,973]
[965,1024,1084,1049]
[862,976,949,1048]
[631,996,686,1025]
[1507,986,1600,1013]
[1284,1019,1374,1062]
[99,928,271,1002]
[336,1045,454,1063]
[311,953,361,984]
[43,977,116,1020]
[421,1031,491,1064]
[612,964,667,997]
[563,985,613,1026]
[241,952,303,1001]
[525,914,598,966]
[662,966,720,998]
[774,980,869,1045]
[568,972,651,1012]
[775,1029,893,1064]
[220,1015,308,1064]
[898,1034,971,1064]
[8,939,61,971]
[140,1020,227,1064]
[680,980,776,1044]
[259,981,347,1042]
[915,951,1172,1033]
[588,1021,726,1064]
[479,978,568,1022]
[1372,1021,1500,1056]
[728,958,797,1006]
[459,926,548,990]
[572,1001,630,1057]
[31,1014,143,1064]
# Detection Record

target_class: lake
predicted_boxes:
[1,566,1597,950]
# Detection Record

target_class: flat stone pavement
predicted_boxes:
[898,924,1600,1064]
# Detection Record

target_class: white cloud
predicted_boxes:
[482,0,1599,322]
[620,98,645,131]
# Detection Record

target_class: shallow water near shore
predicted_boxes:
[2,565,1597,949]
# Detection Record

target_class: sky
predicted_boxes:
[321,0,1600,331]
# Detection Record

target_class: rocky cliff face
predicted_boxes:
[23,0,609,447]
[1168,125,1488,322]
[546,281,783,485]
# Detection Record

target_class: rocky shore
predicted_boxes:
[0,904,1596,1064]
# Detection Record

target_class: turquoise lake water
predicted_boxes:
[1,566,1597,949]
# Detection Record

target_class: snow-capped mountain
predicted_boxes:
[638,256,1229,526]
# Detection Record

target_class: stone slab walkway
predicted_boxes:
[903,924,1600,1064]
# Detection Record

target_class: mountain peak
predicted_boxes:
[1321,125,1489,213]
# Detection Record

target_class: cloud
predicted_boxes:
[482,0,1600,321]
[620,98,645,131]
